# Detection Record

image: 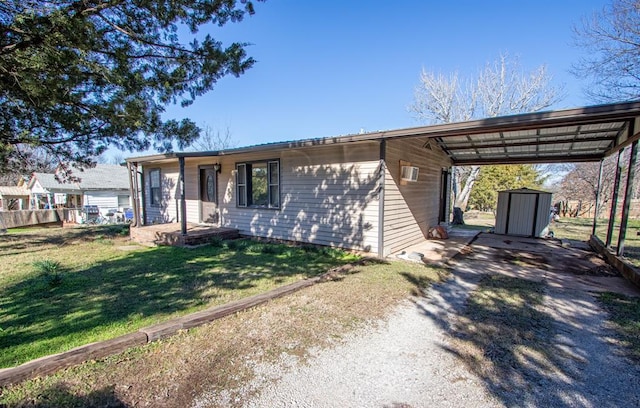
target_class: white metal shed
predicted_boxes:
[494,188,552,237]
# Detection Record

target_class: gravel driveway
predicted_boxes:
[242,235,640,408]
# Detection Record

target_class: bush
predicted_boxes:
[209,236,224,248]
[33,259,64,287]
[260,244,283,254]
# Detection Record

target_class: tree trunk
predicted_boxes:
[453,166,480,210]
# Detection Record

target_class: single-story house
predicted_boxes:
[0,184,30,210]
[28,164,132,216]
[125,101,640,256]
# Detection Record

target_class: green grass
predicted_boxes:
[597,292,640,362]
[0,226,359,368]
[0,259,448,407]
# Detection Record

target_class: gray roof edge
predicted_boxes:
[125,100,640,163]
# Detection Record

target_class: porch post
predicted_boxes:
[179,156,187,236]
[606,149,623,248]
[591,159,604,236]
[617,139,638,256]
[127,162,140,228]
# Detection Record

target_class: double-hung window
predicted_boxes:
[149,169,161,206]
[236,160,280,208]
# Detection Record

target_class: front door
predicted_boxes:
[199,166,218,224]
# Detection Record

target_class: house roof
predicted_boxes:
[0,185,30,197]
[126,101,640,166]
[30,164,130,192]
[70,164,130,190]
[30,172,81,191]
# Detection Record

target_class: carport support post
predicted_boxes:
[179,156,187,236]
[606,149,623,248]
[617,139,639,257]
[592,159,604,236]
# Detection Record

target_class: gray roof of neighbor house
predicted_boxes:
[31,164,130,192]
[0,185,30,197]
[126,101,640,165]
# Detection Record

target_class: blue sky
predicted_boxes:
[146,0,610,155]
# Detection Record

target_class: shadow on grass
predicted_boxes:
[0,238,354,368]
[0,225,130,257]
[2,383,130,408]
[400,267,449,297]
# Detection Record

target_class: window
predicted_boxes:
[117,195,130,209]
[149,169,161,206]
[236,160,279,208]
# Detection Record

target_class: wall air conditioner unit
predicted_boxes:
[400,165,419,182]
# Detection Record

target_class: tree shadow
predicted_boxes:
[407,237,637,407]
[0,225,129,256]
[2,383,129,408]
[0,238,351,368]
[219,153,380,254]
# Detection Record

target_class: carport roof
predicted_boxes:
[127,101,640,165]
[429,103,640,165]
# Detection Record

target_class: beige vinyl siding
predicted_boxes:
[143,164,180,224]
[218,143,381,253]
[383,137,452,255]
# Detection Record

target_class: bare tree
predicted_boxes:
[191,125,237,152]
[409,53,564,210]
[572,0,640,102]
[0,145,58,184]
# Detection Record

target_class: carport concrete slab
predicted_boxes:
[391,227,480,265]
[456,233,640,297]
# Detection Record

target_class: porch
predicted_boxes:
[130,223,240,247]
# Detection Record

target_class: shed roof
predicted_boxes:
[498,188,551,194]
[126,101,640,165]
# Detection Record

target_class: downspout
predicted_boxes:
[617,138,638,256]
[606,149,623,248]
[179,156,187,236]
[377,140,386,258]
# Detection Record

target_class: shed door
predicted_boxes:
[507,193,536,236]
[199,167,218,224]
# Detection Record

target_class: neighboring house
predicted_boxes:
[27,164,132,215]
[125,101,640,256]
[0,184,30,210]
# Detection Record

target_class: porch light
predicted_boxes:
[213,163,221,173]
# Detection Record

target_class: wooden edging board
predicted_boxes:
[589,235,640,288]
[0,263,357,387]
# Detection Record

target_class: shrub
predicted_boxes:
[301,244,320,253]
[33,259,64,287]
[223,239,239,250]
[260,244,283,254]
[209,236,224,248]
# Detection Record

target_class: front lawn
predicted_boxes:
[0,225,359,368]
